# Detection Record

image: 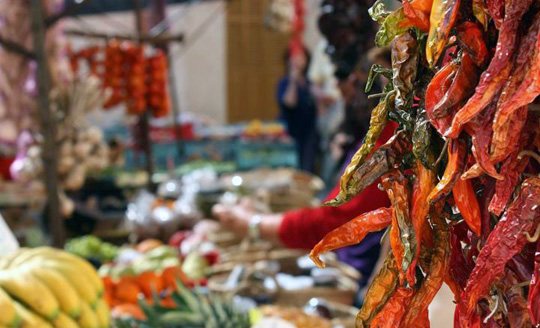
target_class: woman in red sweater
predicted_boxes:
[213,121,396,289]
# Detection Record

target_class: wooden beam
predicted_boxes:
[149,0,185,161]
[133,0,155,192]
[30,0,65,247]
[64,29,184,45]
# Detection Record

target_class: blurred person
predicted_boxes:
[308,39,345,187]
[277,47,319,173]
[214,48,396,305]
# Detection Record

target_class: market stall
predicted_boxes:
[0,0,538,327]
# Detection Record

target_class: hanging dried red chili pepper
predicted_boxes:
[356,254,400,328]
[309,207,393,268]
[445,0,533,138]
[529,241,540,326]
[459,177,540,319]
[381,170,416,284]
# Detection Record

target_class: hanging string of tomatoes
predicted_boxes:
[68,40,171,118]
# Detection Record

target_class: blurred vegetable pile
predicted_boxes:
[310,0,540,327]
[65,235,119,264]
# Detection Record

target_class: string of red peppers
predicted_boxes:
[68,40,171,118]
[310,0,540,326]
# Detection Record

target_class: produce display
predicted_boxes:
[65,235,120,264]
[0,247,109,328]
[309,0,540,327]
[93,234,219,322]
[10,77,110,216]
[113,282,250,328]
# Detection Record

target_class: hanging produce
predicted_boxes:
[311,0,540,326]
[69,40,171,118]
[103,40,125,108]
[11,77,110,216]
[146,50,170,118]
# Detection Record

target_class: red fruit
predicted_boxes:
[203,250,220,266]
[168,231,192,249]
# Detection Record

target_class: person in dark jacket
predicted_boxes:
[277,48,319,173]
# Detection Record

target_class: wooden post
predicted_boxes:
[30,0,65,247]
[149,0,185,161]
[133,0,155,191]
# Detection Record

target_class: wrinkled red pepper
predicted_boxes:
[489,151,529,216]
[445,0,532,138]
[428,138,467,205]
[401,211,449,327]
[426,0,461,66]
[309,207,393,268]
[504,270,533,328]
[463,102,503,180]
[452,178,482,236]
[486,0,504,29]
[490,106,528,164]
[403,0,433,32]
[425,60,457,135]
[370,287,414,328]
[432,53,480,119]
[529,241,540,326]
[459,177,540,319]
[456,22,488,67]
[492,12,540,152]
[409,161,436,281]
[382,171,416,284]
[448,226,470,294]
[356,254,399,327]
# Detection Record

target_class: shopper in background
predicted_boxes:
[277,47,319,174]
[214,49,396,306]
[308,39,345,188]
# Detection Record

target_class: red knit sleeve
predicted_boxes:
[278,122,398,249]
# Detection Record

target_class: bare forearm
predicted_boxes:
[260,213,284,246]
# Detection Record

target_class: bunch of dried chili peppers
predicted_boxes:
[310,0,540,326]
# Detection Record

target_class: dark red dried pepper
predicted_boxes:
[492,12,540,154]
[459,177,540,318]
[456,22,489,67]
[309,207,393,268]
[489,151,529,216]
[432,53,480,119]
[503,270,532,328]
[425,60,457,135]
[463,102,503,180]
[486,0,504,30]
[529,241,540,326]
[445,0,533,138]
[370,287,414,328]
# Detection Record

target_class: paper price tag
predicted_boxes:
[0,214,19,255]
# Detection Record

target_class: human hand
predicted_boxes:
[212,200,256,237]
